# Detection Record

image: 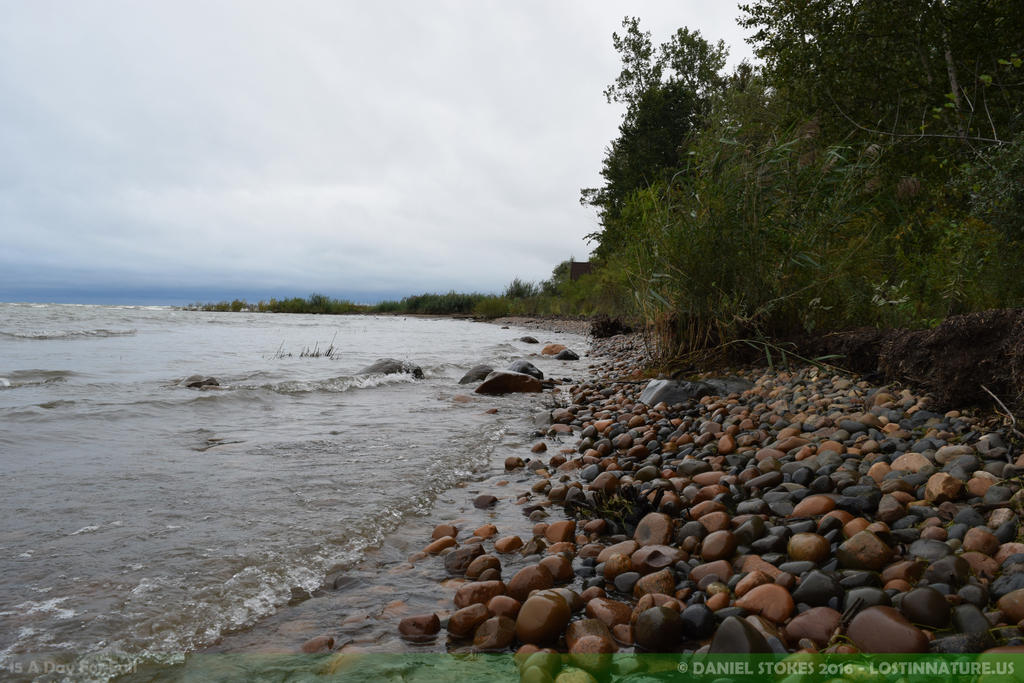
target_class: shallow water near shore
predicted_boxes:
[0,303,588,680]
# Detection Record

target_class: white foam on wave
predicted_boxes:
[253,371,421,395]
[70,525,100,536]
[16,597,76,620]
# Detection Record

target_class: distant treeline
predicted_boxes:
[183,262,622,318]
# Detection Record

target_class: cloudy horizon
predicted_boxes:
[0,1,754,305]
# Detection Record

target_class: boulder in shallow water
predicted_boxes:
[507,359,543,379]
[359,358,423,378]
[555,349,579,361]
[520,336,539,344]
[458,364,493,384]
[183,375,219,389]
[475,371,543,395]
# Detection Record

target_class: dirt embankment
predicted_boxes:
[800,308,1024,411]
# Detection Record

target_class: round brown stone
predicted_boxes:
[432,524,458,540]
[603,553,632,580]
[448,603,490,638]
[585,597,633,628]
[508,564,555,601]
[701,530,738,562]
[424,536,457,554]
[539,554,574,583]
[846,606,929,653]
[630,545,684,574]
[924,472,962,503]
[453,580,506,609]
[790,495,836,518]
[633,568,676,598]
[494,535,524,553]
[544,520,576,544]
[466,554,501,580]
[515,592,572,645]
[963,527,1001,556]
[473,616,517,650]
[633,512,673,546]
[836,530,893,570]
[597,540,639,563]
[399,613,441,637]
[698,510,732,533]
[734,570,770,598]
[734,584,794,623]
[689,559,733,583]
[784,607,841,648]
[998,588,1024,623]
[787,533,831,563]
[487,594,522,619]
[300,635,334,653]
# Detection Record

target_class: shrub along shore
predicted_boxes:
[378,320,1024,672]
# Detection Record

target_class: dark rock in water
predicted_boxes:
[474,494,498,509]
[520,336,539,344]
[507,359,544,380]
[359,358,424,378]
[792,570,843,607]
[183,375,219,388]
[475,371,543,395]
[399,614,441,638]
[445,544,485,575]
[680,603,715,640]
[555,349,579,361]
[708,616,771,653]
[638,378,754,406]
[635,607,683,651]
[900,587,951,628]
[300,635,334,653]
[459,364,494,384]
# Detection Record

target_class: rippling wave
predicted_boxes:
[0,328,137,340]
[0,369,77,389]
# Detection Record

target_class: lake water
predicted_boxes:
[0,304,587,680]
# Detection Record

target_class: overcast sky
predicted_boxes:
[0,1,754,304]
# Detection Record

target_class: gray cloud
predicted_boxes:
[0,0,753,303]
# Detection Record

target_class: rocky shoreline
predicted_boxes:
[389,321,1024,674]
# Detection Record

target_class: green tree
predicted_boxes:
[582,17,728,259]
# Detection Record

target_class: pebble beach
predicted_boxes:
[168,316,1024,682]
[386,317,1024,674]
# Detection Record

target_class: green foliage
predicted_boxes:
[187,294,361,315]
[473,296,511,319]
[504,278,540,299]
[582,9,1024,367]
[583,17,729,260]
